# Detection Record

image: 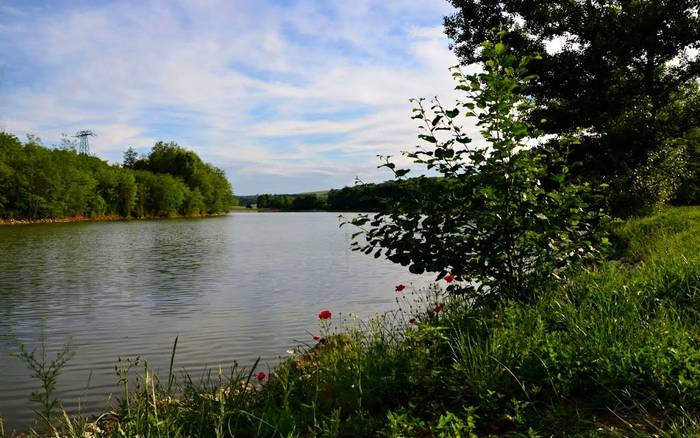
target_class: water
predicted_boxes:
[0,213,426,430]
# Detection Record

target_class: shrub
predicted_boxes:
[350,31,609,304]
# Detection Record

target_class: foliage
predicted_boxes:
[349,34,608,303]
[626,140,688,215]
[252,179,449,212]
[444,0,700,215]
[327,178,448,212]
[256,193,327,211]
[13,337,74,434]
[0,133,236,220]
[674,127,700,206]
[130,141,237,214]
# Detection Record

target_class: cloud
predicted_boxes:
[0,0,468,193]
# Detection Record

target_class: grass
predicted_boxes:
[2,206,699,437]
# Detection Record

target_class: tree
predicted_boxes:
[444,0,700,214]
[350,34,608,304]
[123,147,139,168]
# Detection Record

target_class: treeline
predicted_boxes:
[256,193,327,211]
[0,133,236,220]
[327,178,452,212]
[254,178,450,212]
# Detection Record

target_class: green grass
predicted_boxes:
[3,207,699,437]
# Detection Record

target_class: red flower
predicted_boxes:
[433,305,443,314]
[443,274,455,283]
[313,335,321,341]
[318,310,332,320]
[395,284,406,293]
[408,317,417,324]
[256,371,266,382]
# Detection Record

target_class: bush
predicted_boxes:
[350,32,609,304]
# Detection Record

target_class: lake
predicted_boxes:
[0,213,427,430]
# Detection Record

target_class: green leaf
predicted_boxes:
[418,134,438,143]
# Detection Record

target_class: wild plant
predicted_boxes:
[349,29,609,304]
[13,335,74,434]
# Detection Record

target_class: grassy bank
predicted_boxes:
[4,207,700,437]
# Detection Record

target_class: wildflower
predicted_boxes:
[313,335,321,341]
[257,371,266,382]
[408,317,417,324]
[318,309,332,320]
[443,274,455,283]
[395,284,406,292]
[433,304,443,314]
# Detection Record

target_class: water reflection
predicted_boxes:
[0,213,427,430]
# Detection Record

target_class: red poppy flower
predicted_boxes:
[433,305,443,314]
[408,317,417,324]
[313,335,321,341]
[318,310,332,320]
[443,274,455,283]
[395,284,406,292]
[256,371,266,382]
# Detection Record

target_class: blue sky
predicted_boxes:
[0,0,466,194]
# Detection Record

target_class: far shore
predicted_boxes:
[0,212,230,226]
[0,209,373,225]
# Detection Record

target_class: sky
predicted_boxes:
[0,0,470,195]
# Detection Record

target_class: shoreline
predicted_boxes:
[0,212,230,226]
[0,210,370,225]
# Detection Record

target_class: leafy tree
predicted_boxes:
[674,127,700,205]
[350,34,608,303]
[142,141,200,183]
[182,187,206,215]
[114,171,137,217]
[122,147,139,168]
[444,0,700,214]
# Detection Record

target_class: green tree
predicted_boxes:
[444,0,700,215]
[122,147,139,168]
[182,187,206,215]
[350,34,608,303]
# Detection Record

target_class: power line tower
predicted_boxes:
[74,130,96,155]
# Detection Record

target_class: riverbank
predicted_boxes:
[0,212,231,226]
[4,207,699,437]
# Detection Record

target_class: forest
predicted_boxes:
[0,133,236,220]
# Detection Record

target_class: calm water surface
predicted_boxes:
[0,213,425,430]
